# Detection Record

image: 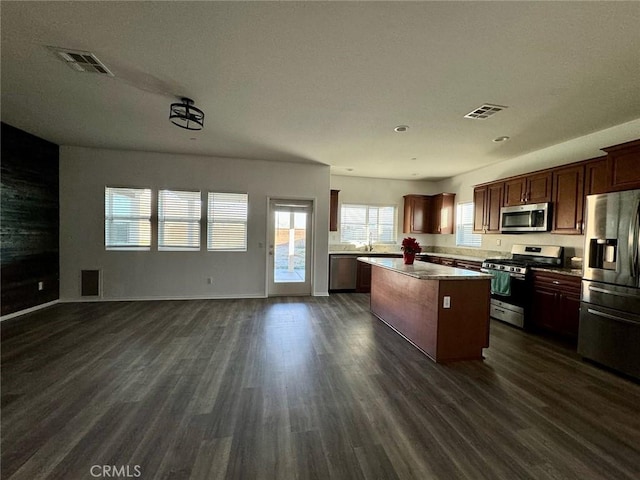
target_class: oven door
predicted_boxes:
[482,269,527,327]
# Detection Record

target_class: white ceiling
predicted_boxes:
[2,1,639,180]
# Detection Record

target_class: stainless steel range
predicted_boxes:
[482,245,564,328]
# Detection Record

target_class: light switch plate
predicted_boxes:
[443,296,451,308]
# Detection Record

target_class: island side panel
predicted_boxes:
[369,264,439,359]
[436,279,491,362]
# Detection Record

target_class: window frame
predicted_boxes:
[104,186,152,251]
[339,203,397,244]
[456,201,482,248]
[207,192,249,252]
[157,189,202,251]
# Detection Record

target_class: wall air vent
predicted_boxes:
[464,104,507,120]
[48,47,114,76]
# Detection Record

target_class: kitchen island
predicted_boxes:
[358,257,492,363]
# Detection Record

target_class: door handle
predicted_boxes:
[630,197,640,277]
[588,285,637,298]
[587,308,639,326]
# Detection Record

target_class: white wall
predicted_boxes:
[60,147,330,301]
[329,175,439,247]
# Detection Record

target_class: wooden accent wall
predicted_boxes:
[1,123,59,316]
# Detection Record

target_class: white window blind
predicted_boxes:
[158,189,201,250]
[208,192,248,251]
[105,187,151,250]
[340,204,396,243]
[456,202,482,247]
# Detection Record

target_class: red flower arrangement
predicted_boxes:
[401,237,422,254]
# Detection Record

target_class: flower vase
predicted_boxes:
[403,252,415,265]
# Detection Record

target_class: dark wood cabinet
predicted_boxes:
[356,261,372,293]
[473,183,503,233]
[355,255,402,293]
[455,260,483,272]
[419,256,483,271]
[529,271,581,342]
[403,195,431,233]
[584,156,608,195]
[527,172,553,204]
[329,189,339,231]
[603,139,640,192]
[430,193,455,234]
[503,177,526,206]
[504,172,551,206]
[404,193,455,234]
[551,164,584,234]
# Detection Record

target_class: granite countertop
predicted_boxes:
[531,267,583,278]
[358,257,493,280]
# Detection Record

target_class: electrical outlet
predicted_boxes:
[496,239,502,246]
[443,296,451,308]
[207,277,213,285]
[38,281,44,291]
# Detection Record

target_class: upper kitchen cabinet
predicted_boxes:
[403,193,455,234]
[551,164,584,234]
[473,183,503,234]
[503,177,526,206]
[430,193,456,234]
[584,156,608,196]
[504,172,552,206]
[603,139,640,192]
[329,190,339,231]
[403,195,431,233]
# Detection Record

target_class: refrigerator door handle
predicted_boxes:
[588,285,638,298]
[587,308,640,326]
[630,197,640,278]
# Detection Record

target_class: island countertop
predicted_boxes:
[358,257,493,280]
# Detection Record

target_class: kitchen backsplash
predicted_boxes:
[329,243,506,259]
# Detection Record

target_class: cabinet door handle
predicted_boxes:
[552,281,560,285]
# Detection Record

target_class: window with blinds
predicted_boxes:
[456,202,482,247]
[105,187,151,250]
[158,189,201,250]
[340,204,396,243]
[208,192,248,251]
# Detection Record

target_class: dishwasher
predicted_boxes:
[329,255,359,290]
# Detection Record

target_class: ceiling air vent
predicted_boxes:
[48,47,114,76]
[464,104,507,120]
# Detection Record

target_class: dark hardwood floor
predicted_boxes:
[2,294,640,479]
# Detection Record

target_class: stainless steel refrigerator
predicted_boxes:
[579,189,640,380]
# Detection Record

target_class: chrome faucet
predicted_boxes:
[366,233,374,252]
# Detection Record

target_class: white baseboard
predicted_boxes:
[0,300,60,321]
[59,293,267,303]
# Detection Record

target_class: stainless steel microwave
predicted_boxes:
[500,203,551,233]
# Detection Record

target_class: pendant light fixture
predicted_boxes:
[169,97,204,130]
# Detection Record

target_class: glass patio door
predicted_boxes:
[267,199,313,296]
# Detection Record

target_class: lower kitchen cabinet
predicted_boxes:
[356,261,372,292]
[529,271,581,342]
[354,255,401,293]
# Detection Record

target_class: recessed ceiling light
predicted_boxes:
[411,173,418,176]
[493,136,510,143]
[346,168,354,172]
[411,157,417,161]
[394,125,409,132]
